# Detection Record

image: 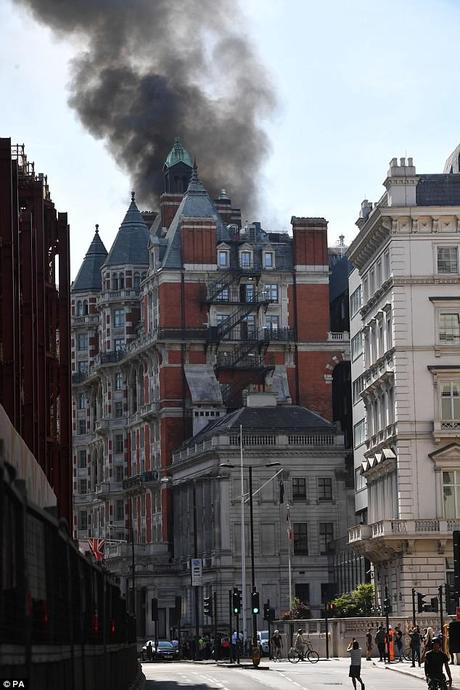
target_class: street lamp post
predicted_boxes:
[192,481,200,660]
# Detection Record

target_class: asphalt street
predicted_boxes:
[143,659,428,690]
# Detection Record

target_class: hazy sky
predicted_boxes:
[2,0,460,278]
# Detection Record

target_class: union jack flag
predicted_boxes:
[88,538,105,561]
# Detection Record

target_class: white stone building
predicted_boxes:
[348,153,460,614]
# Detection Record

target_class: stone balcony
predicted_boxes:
[433,419,460,443]
[95,480,123,498]
[104,542,168,560]
[348,518,460,560]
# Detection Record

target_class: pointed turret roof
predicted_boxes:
[164,137,193,169]
[103,193,150,268]
[72,224,108,293]
[161,163,230,268]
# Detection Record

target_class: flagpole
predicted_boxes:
[240,424,247,645]
[286,502,292,609]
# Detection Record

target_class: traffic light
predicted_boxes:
[232,587,241,614]
[383,598,391,614]
[454,531,460,600]
[417,592,426,613]
[430,597,439,613]
[203,595,213,618]
[151,597,158,621]
[263,602,270,621]
[251,591,260,615]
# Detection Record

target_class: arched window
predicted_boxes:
[83,300,89,315]
[134,273,141,290]
[119,272,125,289]
[77,300,83,316]
[112,273,118,290]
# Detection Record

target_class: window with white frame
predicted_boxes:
[78,450,87,468]
[350,286,362,316]
[353,418,366,447]
[115,500,124,521]
[218,249,229,267]
[263,251,274,269]
[215,283,230,301]
[114,309,125,327]
[78,510,88,530]
[354,467,367,492]
[239,250,252,268]
[383,251,390,279]
[115,465,124,482]
[362,276,369,302]
[352,375,365,404]
[439,313,460,344]
[265,284,279,302]
[351,332,363,360]
[114,338,124,352]
[437,247,459,274]
[115,372,123,390]
[78,393,86,409]
[319,522,334,555]
[443,471,460,518]
[265,314,279,333]
[441,382,460,421]
[318,477,333,501]
[78,360,88,374]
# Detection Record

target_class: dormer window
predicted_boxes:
[218,249,229,268]
[263,251,274,269]
[240,250,252,269]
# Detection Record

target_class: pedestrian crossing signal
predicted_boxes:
[203,595,213,617]
[232,588,241,614]
[251,591,260,615]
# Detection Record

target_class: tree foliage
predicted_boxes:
[329,584,375,617]
[281,597,311,620]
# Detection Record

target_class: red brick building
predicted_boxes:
[0,139,72,523]
[71,139,349,618]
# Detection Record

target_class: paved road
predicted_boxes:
[143,659,427,690]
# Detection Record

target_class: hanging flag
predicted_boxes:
[88,538,105,561]
[286,504,293,542]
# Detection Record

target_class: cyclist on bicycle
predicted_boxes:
[425,637,452,689]
[295,629,307,659]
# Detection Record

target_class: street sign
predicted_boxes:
[191,558,202,586]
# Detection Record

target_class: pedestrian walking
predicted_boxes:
[422,627,434,662]
[271,629,282,661]
[424,636,452,688]
[375,625,387,662]
[365,628,373,661]
[410,625,421,667]
[347,639,365,690]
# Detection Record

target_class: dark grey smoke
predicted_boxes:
[13,0,275,213]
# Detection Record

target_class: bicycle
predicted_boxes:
[288,640,320,664]
[427,677,449,690]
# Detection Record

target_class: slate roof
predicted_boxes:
[103,194,150,268]
[184,404,334,448]
[72,226,108,293]
[161,166,231,269]
[416,174,460,206]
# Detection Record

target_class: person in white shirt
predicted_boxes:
[347,639,365,690]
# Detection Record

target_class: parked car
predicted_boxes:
[257,630,270,655]
[141,639,180,661]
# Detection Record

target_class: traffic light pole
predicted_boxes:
[213,591,218,661]
[384,586,390,661]
[228,589,233,663]
[249,466,257,648]
[236,608,240,664]
[412,587,416,627]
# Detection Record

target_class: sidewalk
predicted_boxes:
[373,659,460,689]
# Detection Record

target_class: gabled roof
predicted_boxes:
[164,137,193,169]
[161,165,230,269]
[72,225,108,293]
[103,194,150,268]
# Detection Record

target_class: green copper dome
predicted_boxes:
[164,137,193,169]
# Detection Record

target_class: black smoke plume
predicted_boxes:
[13,0,275,213]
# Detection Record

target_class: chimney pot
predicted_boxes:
[400,157,406,167]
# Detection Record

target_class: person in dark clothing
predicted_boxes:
[410,625,422,667]
[375,626,387,662]
[425,637,452,689]
[394,625,403,662]
[365,629,373,661]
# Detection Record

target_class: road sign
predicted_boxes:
[191,558,202,586]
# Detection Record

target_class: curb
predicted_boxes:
[374,661,460,690]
